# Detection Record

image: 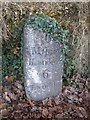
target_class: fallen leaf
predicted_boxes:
[78,107,87,118]
[6,76,14,82]
[0,99,5,106]
[8,92,17,101]
[55,106,62,112]
[55,113,63,118]
[49,107,55,112]
[42,108,48,117]
[3,92,11,103]
[42,98,48,105]
[48,113,52,118]
[15,82,23,90]
[14,110,23,119]
[12,86,21,94]
[23,114,29,119]
[28,100,35,107]
[0,86,3,93]
[34,113,41,118]
[0,103,7,109]
[13,47,19,55]
[31,106,38,112]
[47,99,52,107]
[0,109,8,116]
[19,103,30,108]
[55,96,60,105]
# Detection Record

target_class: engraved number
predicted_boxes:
[43,70,49,78]
[31,47,48,56]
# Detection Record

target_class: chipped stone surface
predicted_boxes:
[23,25,64,101]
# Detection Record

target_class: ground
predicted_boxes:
[0,74,90,119]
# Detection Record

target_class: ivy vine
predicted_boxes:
[26,14,70,55]
[25,14,76,78]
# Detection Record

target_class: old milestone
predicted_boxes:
[23,25,64,101]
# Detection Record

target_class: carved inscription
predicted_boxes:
[31,47,48,56]
[29,46,57,66]
[43,69,49,78]
[29,80,57,91]
[29,46,55,79]
[29,58,56,65]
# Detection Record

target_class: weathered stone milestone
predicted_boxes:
[23,25,64,101]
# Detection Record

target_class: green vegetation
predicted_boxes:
[2,14,77,81]
[2,19,25,80]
